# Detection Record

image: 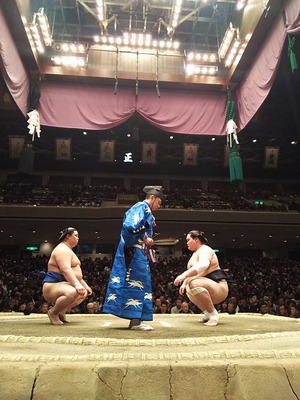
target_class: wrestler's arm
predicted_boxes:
[174,247,212,286]
[79,279,93,295]
[54,249,86,294]
[179,279,188,295]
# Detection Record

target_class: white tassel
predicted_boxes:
[226,119,239,147]
[27,109,41,140]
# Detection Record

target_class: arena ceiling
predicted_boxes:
[0,0,299,179]
[2,0,283,90]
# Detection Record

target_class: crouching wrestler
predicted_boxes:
[42,227,92,325]
[174,230,228,326]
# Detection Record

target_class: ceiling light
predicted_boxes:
[96,0,106,22]
[54,42,87,54]
[224,38,242,68]
[185,64,218,76]
[218,23,235,59]
[28,8,52,54]
[36,11,52,46]
[170,0,183,29]
[232,42,247,67]
[93,33,179,51]
[51,42,88,67]
[186,51,217,63]
[51,55,87,67]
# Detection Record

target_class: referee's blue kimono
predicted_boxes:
[103,200,155,321]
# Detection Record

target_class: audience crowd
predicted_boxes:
[0,182,300,211]
[0,181,299,318]
[0,252,299,318]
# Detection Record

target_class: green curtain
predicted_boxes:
[282,9,298,73]
[226,89,243,182]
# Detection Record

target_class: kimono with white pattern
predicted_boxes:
[103,200,155,321]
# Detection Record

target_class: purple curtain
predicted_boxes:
[236,0,300,130]
[1,0,299,135]
[137,89,227,135]
[39,82,136,130]
[0,9,29,116]
[39,82,227,135]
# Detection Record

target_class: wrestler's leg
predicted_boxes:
[187,279,228,326]
[186,285,218,325]
[186,283,214,312]
[186,285,210,322]
[43,283,85,325]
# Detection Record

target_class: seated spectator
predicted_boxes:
[260,301,276,315]
[23,300,39,315]
[153,298,162,313]
[171,297,183,314]
[39,302,50,314]
[17,301,27,313]
[289,304,300,318]
[179,301,194,314]
[277,304,289,317]
[155,300,170,314]
[92,301,102,314]
[219,300,228,313]
[238,298,250,312]
[249,294,260,313]
[227,301,237,315]
[85,302,95,314]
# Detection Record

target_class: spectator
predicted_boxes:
[277,304,289,317]
[23,300,39,315]
[155,300,170,314]
[171,297,183,314]
[238,298,250,312]
[153,298,162,313]
[260,301,276,315]
[219,301,228,313]
[249,294,260,313]
[39,302,50,314]
[227,301,237,315]
[85,302,95,314]
[93,301,102,314]
[289,304,300,318]
[179,301,194,314]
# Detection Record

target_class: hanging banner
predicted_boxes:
[100,140,115,162]
[183,143,198,166]
[142,142,157,164]
[9,136,24,159]
[264,146,279,168]
[56,138,71,160]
